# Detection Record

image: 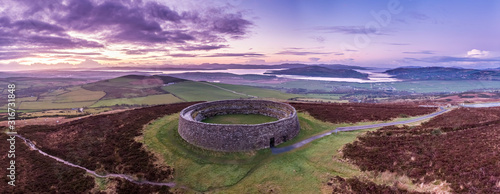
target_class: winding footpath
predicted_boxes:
[271,107,449,154]
[15,135,176,187]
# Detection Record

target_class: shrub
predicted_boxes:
[431,129,442,136]
[399,113,409,118]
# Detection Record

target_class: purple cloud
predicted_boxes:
[204,53,264,57]
[40,51,101,55]
[179,44,228,51]
[309,57,320,62]
[0,51,35,60]
[146,2,182,22]
[314,26,384,35]
[27,35,104,48]
[122,48,171,55]
[125,50,149,55]
[0,0,254,60]
[276,50,332,55]
[403,50,435,54]
[310,36,325,43]
[11,19,65,35]
[211,12,252,36]
[169,53,198,58]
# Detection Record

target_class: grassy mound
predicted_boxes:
[201,114,278,124]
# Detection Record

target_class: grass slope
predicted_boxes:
[210,82,300,100]
[19,101,96,110]
[163,81,300,101]
[82,75,185,99]
[162,81,248,101]
[202,114,278,124]
[53,87,106,103]
[142,113,268,192]
[90,94,183,107]
[17,86,102,110]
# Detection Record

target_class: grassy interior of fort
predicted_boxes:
[201,114,278,124]
[141,112,431,193]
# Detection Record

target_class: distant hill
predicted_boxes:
[82,75,186,99]
[278,63,368,70]
[385,67,500,80]
[264,65,369,79]
[98,63,368,71]
[395,66,423,69]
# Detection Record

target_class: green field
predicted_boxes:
[202,114,278,124]
[21,107,113,117]
[19,101,97,110]
[53,87,106,103]
[163,81,301,102]
[22,109,83,117]
[162,81,249,101]
[37,89,69,101]
[8,86,103,110]
[302,93,343,99]
[210,82,300,100]
[296,94,349,103]
[0,97,38,109]
[15,86,103,109]
[142,111,432,193]
[16,96,38,102]
[81,75,187,99]
[90,94,183,107]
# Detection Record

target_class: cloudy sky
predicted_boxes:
[0,0,499,69]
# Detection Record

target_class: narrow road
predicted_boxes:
[271,107,449,154]
[15,135,176,187]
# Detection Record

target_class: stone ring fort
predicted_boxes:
[178,99,300,152]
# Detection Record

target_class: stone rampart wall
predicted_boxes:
[178,100,300,152]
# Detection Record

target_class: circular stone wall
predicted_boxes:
[178,100,300,152]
